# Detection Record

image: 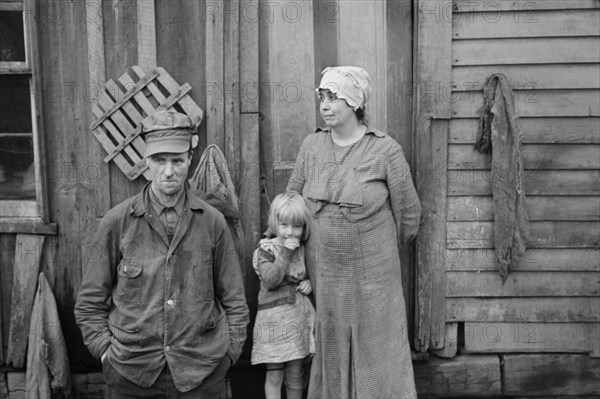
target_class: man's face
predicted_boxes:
[146,152,191,197]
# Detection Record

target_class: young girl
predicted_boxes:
[251,192,316,399]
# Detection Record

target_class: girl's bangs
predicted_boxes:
[277,204,306,226]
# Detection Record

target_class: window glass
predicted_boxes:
[0,11,26,62]
[0,74,32,132]
[0,135,35,200]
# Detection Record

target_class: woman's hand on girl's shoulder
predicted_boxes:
[297,279,312,295]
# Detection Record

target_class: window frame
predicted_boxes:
[0,0,48,223]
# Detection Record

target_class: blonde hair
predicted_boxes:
[266,192,311,241]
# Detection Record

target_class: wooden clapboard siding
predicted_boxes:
[446,271,600,297]
[448,170,600,196]
[447,221,599,248]
[446,297,599,322]
[448,144,600,169]
[454,0,600,12]
[452,89,600,118]
[503,354,600,396]
[453,10,600,39]
[447,196,600,221]
[452,65,600,91]
[453,37,600,65]
[0,234,16,364]
[449,118,600,144]
[446,248,600,272]
[463,323,600,356]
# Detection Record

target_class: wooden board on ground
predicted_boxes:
[414,355,501,397]
[503,354,600,396]
[463,323,600,357]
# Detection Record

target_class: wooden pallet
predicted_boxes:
[90,66,203,180]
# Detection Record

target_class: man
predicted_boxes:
[75,110,249,398]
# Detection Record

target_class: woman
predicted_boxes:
[287,66,421,399]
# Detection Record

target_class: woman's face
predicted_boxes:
[318,89,356,129]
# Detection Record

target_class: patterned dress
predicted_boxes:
[287,128,421,399]
[251,237,316,364]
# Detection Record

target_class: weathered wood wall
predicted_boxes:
[413,0,600,396]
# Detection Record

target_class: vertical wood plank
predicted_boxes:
[312,0,339,127]
[337,0,387,131]
[0,234,16,364]
[224,0,241,184]
[433,322,458,358]
[6,235,45,368]
[155,0,207,152]
[240,0,261,356]
[414,0,452,352]
[136,0,157,70]
[206,0,225,150]
[240,0,259,114]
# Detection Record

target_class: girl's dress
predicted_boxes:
[287,127,421,399]
[251,237,316,364]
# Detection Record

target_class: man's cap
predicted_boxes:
[141,110,198,157]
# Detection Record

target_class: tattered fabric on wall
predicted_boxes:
[474,74,530,282]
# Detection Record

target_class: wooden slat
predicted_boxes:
[0,222,57,235]
[447,221,599,248]
[503,354,600,396]
[224,0,241,182]
[448,144,600,169]
[447,271,600,297]
[153,69,203,127]
[6,234,45,367]
[446,248,600,272]
[85,0,111,221]
[0,234,16,364]
[452,65,600,91]
[446,297,599,322]
[448,170,600,196]
[447,196,600,221]
[454,0,600,12]
[452,90,600,118]
[136,0,156,69]
[453,37,600,65]
[205,0,225,150]
[95,91,144,167]
[413,355,502,397]
[117,72,155,115]
[453,10,600,39]
[414,0,452,352]
[449,117,600,144]
[463,323,600,357]
[90,69,160,130]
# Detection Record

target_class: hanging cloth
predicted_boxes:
[474,74,530,282]
[26,272,72,398]
[188,144,246,278]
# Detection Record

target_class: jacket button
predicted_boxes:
[167,299,174,306]
[165,346,171,352]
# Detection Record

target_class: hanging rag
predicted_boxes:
[188,144,246,277]
[474,74,530,282]
[26,272,72,398]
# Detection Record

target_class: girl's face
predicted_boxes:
[318,89,356,129]
[277,219,304,241]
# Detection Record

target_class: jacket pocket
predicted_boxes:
[194,261,214,302]
[116,261,143,304]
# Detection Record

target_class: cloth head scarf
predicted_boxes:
[317,66,372,110]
